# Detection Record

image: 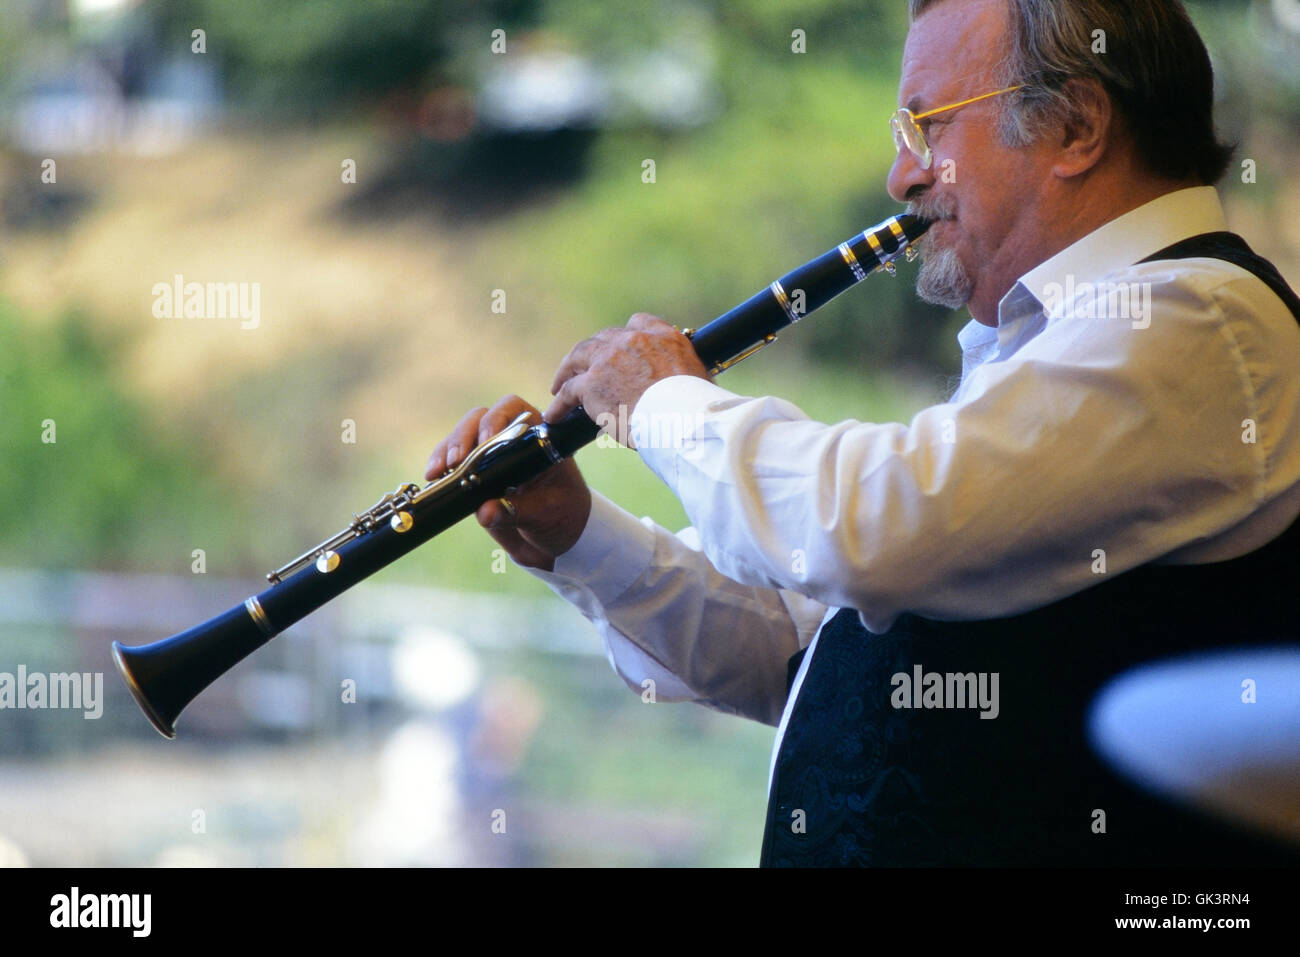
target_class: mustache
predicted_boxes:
[906,194,956,223]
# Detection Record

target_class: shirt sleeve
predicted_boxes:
[524,491,829,727]
[631,261,1300,633]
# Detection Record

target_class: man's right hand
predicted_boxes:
[424,395,593,573]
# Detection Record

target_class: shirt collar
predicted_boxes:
[956,186,1227,379]
[1016,185,1227,311]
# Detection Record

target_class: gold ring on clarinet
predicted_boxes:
[498,497,517,518]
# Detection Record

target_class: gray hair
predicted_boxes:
[907,0,1233,183]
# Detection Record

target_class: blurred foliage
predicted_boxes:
[139,0,911,105]
[0,5,21,101]
[1188,0,1300,164]
[0,301,240,569]
[143,0,492,109]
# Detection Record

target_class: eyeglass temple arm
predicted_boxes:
[910,84,1024,120]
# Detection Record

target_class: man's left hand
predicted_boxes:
[545,313,711,447]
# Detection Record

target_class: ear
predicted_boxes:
[1051,78,1113,180]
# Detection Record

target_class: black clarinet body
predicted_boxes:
[112,212,930,737]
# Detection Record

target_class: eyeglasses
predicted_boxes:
[890,85,1023,169]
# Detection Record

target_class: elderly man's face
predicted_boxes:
[888,0,1054,318]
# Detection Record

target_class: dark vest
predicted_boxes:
[760,233,1300,866]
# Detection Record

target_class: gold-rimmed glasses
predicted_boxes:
[890,85,1023,169]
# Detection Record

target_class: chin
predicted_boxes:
[915,239,974,310]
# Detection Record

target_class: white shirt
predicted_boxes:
[526,186,1300,781]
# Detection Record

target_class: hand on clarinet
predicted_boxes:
[425,395,592,572]
[545,313,711,447]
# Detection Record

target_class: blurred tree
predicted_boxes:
[716,0,909,61]
[142,0,541,111]
[0,303,239,569]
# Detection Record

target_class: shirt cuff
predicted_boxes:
[537,490,656,603]
[633,375,745,484]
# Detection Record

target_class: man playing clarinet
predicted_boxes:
[427,0,1300,865]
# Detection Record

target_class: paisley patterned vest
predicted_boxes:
[760,233,1300,866]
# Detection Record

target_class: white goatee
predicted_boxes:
[915,239,973,309]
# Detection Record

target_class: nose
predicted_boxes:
[886,145,934,205]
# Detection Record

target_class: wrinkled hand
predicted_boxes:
[425,395,591,572]
[544,313,710,447]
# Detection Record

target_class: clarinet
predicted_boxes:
[112,212,931,738]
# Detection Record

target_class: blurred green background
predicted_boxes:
[0,0,1296,866]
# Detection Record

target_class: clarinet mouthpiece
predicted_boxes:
[896,213,933,242]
